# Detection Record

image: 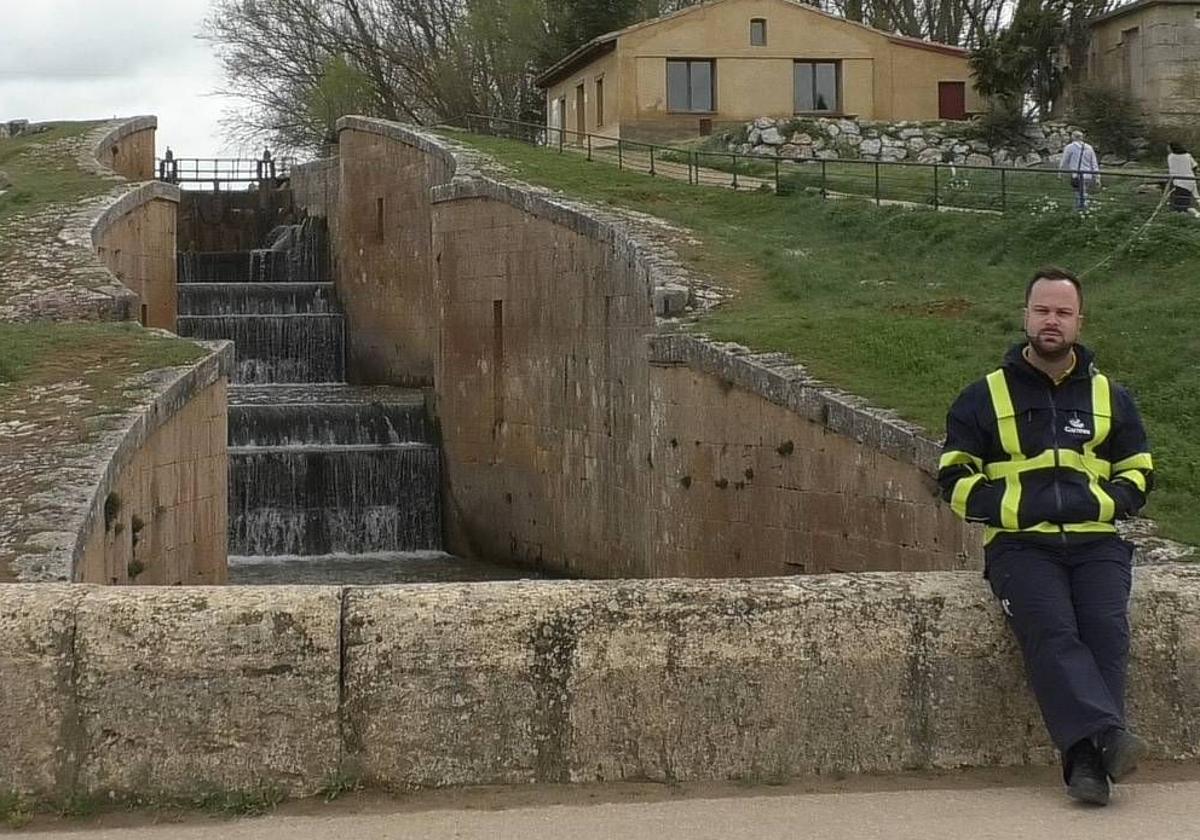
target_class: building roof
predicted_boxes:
[535,0,969,89]
[1088,0,1200,26]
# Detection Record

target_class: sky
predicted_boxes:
[0,0,246,158]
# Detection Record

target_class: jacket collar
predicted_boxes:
[1003,341,1095,386]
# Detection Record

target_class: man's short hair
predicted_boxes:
[1026,265,1083,309]
[1071,130,1083,141]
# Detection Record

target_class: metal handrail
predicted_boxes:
[154,157,296,189]
[462,113,1173,212]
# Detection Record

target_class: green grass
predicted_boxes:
[1,790,32,829]
[0,121,108,225]
[0,322,207,411]
[442,129,1200,546]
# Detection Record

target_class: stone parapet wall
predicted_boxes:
[91,115,157,181]
[9,342,235,584]
[647,335,977,574]
[325,117,979,576]
[333,122,452,385]
[1,116,232,585]
[87,181,180,329]
[2,568,1199,799]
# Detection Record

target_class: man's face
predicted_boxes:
[1024,278,1082,360]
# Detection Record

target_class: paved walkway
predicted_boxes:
[16,765,1200,839]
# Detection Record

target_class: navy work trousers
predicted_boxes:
[986,537,1133,752]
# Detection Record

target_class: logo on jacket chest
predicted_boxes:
[1063,416,1092,436]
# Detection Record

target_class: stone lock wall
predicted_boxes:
[92,182,179,330]
[1,117,232,586]
[336,127,451,385]
[94,116,157,181]
[318,118,979,578]
[74,376,229,586]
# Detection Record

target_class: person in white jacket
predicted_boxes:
[1167,142,1199,217]
[1059,131,1101,211]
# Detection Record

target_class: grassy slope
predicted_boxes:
[0,121,108,224]
[0,124,206,410]
[444,130,1200,545]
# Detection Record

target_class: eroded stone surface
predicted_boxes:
[73,586,342,797]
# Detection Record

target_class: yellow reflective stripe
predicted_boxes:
[1088,374,1112,450]
[1064,522,1118,534]
[1115,469,1147,493]
[984,521,1117,543]
[987,449,1054,478]
[951,473,986,518]
[986,371,1021,457]
[999,476,1021,530]
[1113,453,1153,473]
[984,449,1109,479]
[940,450,983,471]
[1091,479,1115,522]
[1081,374,1115,521]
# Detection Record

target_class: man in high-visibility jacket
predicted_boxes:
[938,266,1153,806]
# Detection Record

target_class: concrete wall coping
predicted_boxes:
[3,566,1200,798]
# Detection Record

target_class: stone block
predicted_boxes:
[73,587,342,798]
[342,584,551,787]
[0,586,83,797]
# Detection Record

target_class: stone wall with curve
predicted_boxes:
[310,117,977,578]
[0,116,231,586]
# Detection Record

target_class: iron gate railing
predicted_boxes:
[462,114,1174,215]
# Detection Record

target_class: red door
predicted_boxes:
[938,82,966,120]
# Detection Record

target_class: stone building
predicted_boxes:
[1075,0,1200,125]
[536,0,983,143]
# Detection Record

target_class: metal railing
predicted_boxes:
[463,114,1174,215]
[154,157,295,190]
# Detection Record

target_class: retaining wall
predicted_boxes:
[0,116,231,585]
[92,181,179,329]
[311,118,977,577]
[2,568,1199,800]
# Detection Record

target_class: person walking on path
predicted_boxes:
[1060,131,1101,211]
[937,266,1155,806]
[1167,142,1199,216]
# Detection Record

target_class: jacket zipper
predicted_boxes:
[1047,388,1067,543]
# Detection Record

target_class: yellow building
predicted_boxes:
[1074,0,1200,125]
[536,0,984,142]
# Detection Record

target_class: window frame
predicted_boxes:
[793,59,841,115]
[666,58,717,114]
[595,76,605,126]
[750,18,767,46]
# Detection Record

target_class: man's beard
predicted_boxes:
[1027,331,1072,361]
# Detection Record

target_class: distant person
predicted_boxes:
[1166,142,1199,216]
[1060,131,1101,211]
[938,266,1154,806]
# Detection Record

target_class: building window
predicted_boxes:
[596,77,605,125]
[667,59,715,112]
[794,60,839,113]
[750,18,767,46]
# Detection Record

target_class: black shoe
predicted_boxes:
[1099,727,1148,782]
[1064,739,1110,806]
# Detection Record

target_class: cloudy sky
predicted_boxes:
[0,0,246,158]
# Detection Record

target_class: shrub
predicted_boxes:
[970,99,1032,149]
[1070,83,1143,157]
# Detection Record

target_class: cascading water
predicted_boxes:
[175,216,535,584]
